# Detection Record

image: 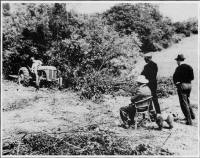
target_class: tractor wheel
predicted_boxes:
[18,67,31,87]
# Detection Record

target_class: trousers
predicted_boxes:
[177,83,195,125]
[120,104,136,125]
[148,82,161,114]
[27,66,39,90]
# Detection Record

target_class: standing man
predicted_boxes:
[141,54,161,114]
[30,56,43,90]
[173,54,195,125]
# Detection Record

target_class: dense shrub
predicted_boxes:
[103,4,175,52]
[2,3,196,101]
[3,3,53,76]
[100,76,177,99]
[171,34,185,43]
[173,18,198,36]
[3,3,140,81]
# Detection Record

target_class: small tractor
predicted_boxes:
[10,66,63,89]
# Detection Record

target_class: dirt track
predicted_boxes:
[2,35,199,156]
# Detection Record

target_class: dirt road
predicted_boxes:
[2,35,199,156]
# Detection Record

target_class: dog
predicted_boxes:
[156,112,174,130]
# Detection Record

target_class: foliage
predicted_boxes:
[2,3,196,101]
[157,76,177,98]
[3,129,174,155]
[173,18,198,36]
[171,34,185,44]
[103,3,175,52]
[3,3,52,76]
[78,70,137,101]
[2,130,136,155]
[102,76,177,99]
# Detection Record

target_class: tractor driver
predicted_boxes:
[30,57,43,90]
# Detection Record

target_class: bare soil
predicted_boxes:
[2,35,199,156]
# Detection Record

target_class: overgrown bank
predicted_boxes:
[3,3,197,100]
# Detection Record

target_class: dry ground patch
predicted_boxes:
[2,80,198,156]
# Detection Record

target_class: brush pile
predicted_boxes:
[3,127,174,155]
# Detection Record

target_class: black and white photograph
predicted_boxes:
[1,1,199,157]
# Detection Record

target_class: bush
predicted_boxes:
[171,34,185,43]
[101,76,177,99]
[3,3,141,94]
[78,74,178,100]
[2,3,194,102]
[3,129,174,155]
[173,18,198,36]
[157,76,177,98]
[103,3,175,52]
[2,3,52,76]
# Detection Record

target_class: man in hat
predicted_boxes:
[120,75,151,128]
[30,56,43,90]
[173,54,195,125]
[141,54,161,115]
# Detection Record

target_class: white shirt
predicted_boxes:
[31,60,42,72]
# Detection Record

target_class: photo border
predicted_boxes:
[1,1,200,157]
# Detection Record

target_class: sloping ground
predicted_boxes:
[2,81,198,156]
[2,35,199,156]
[109,35,199,156]
[113,35,199,155]
[136,35,198,103]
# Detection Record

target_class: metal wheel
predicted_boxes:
[18,67,30,87]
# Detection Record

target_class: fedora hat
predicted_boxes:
[175,54,185,61]
[136,75,149,84]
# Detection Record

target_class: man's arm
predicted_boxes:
[150,62,158,79]
[173,67,180,85]
[131,86,151,103]
[141,62,158,80]
[141,67,145,76]
[155,63,158,75]
[189,66,194,81]
[141,65,148,80]
[131,94,142,103]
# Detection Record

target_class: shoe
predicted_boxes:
[186,121,192,125]
[191,115,195,120]
[127,119,135,126]
[120,124,130,129]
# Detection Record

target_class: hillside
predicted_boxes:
[2,35,198,156]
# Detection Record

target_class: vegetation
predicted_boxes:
[3,128,174,155]
[2,3,197,100]
[173,18,198,36]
